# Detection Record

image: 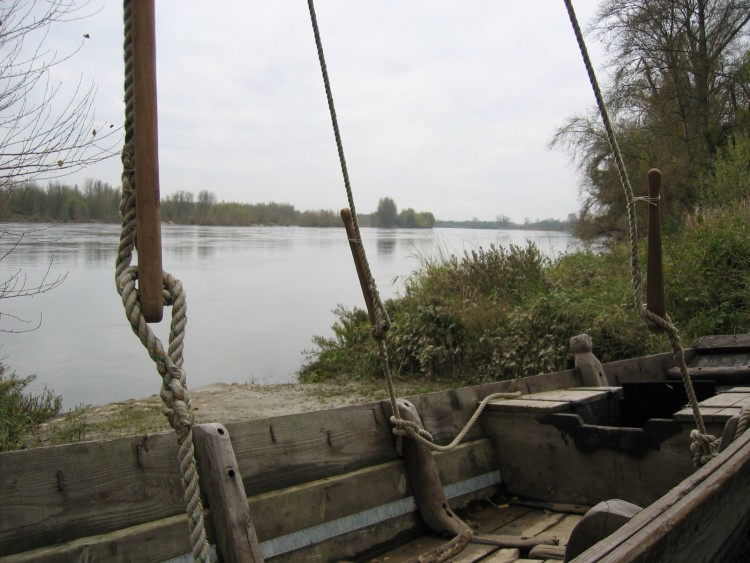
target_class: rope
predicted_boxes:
[307,0,520,457]
[404,529,474,563]
[691,405,750,466]
[117,2,210,560]
[562,0,710,455]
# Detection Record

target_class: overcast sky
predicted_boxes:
[49,1,604,222]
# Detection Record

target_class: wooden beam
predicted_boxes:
[391,399,469,537]
[193,424,264,562]
[132,0,163,323]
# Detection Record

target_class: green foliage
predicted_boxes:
[699,134,750,207]
[375,197,398,228]
[301,207,750,385]
[553,2,750,241]
[0,366,62,451]
[4,179,120,223]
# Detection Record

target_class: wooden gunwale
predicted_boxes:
[571,426,750,562]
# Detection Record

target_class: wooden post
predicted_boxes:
[646,168,666,332]
[341,208,376,324]
[392,399,470,537]
[193,423,265,563]
[132,0,163,323]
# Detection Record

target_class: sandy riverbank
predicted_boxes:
[25,381,414,447]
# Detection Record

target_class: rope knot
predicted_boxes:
[690,429,719,467]
[390,416,433,442]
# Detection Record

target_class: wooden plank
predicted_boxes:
[542,514,583,547]
[673,406,729,423]
[192,424,263,562]
[485,399,572,413]
[600,351,680,385]
[693,334,750,352]
[2,439,495,562]
[226,402,397,496]
[479,548,522,562]
[529,544,566,559]
[0,432,184,557]
[521,389,613,404]
[482,411,694,507]
[666,365,750,383]
[492,510,567,539]
[467,504,534,535]
[573,428,750,562]
[373,535,498,563]
[0,512,197,563]
[696,392,750,408]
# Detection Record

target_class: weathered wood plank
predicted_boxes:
[192,423,263,563]
[2,439,495,562]
[492,511,567,539]
[478,548,522,562]
[0,432,184,557]
[372,535,499,563]
[486,399,572,413]
[482,411,693,507]
[572,428,750,562]
[600,351,680,385]
[468,504,534,535]
[693,334,750,352]
[225,402,398,496]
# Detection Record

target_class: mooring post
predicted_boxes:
[390,399,470,537]
[193,423,265,563]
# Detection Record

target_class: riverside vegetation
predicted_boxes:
[300,137,750,386]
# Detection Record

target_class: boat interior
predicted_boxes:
[3,335,750,562]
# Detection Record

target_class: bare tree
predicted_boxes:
[0,0,120,192]
[0,0,118,332]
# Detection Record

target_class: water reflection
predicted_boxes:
[376,230,396,256]
[0,223,579,408]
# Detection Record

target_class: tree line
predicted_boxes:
[0,182,440,229]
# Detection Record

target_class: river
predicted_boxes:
[0,223,579,407]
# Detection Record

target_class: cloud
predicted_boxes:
[51,0,603,222]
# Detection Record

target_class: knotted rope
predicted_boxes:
[117,2,210,560]
[561,0,730,465]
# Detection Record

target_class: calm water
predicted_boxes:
[0,224,579,407]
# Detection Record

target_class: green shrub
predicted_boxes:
[0,365,62,451]
[300,210,750,386]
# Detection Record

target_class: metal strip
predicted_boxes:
[163,470,502,562]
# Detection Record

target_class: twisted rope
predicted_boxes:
[691,405,750,466]
[562,0,711,458]
[117,2,210,560]
[404,529,474,563]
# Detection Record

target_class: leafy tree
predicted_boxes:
[553,0,750,239]
[375,197,398,228]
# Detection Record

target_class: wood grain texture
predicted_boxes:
[482,411,693,507]
[192,424,263,562]
[572,429,750,562]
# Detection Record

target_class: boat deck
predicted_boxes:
[361,500,581,562]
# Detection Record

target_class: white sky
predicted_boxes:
[48,1,604,222]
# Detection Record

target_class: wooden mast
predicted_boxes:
[132,0,163,323]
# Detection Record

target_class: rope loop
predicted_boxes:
[391,417,434,441]
[690,429,720,467]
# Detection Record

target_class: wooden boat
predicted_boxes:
[2,333,749,562]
